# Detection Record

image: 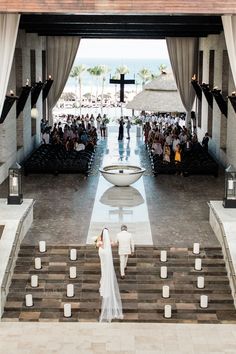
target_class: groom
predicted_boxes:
[116,225,135,279]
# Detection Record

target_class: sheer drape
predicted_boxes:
[0,14,20,117]
[166,37,199,125]
[46,36,80,115]
[222,15,236,87]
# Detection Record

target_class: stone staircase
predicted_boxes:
[2,245,236,323]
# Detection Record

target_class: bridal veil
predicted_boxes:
[99,229,123,322]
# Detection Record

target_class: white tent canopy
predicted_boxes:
[126,72,186,113]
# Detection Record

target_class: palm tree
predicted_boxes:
[99,65,110,114]
[87,66,104,106]
[158,63,167,74]
[115,65,130,76]
[70,64,87,114]
[138,68,152,89]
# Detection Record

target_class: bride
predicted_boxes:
[96,228,123,322]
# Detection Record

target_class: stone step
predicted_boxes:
[3,245,235,323]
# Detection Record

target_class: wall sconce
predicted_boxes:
[16,81,32,117]
[31,80,44,107]
[0,91,18,124]
[43,75,53,101]
[228,91,236,114]
[211,88,227,117]
[7,162,23,205]
[223,165,236,208]
[200,83,213,108]
[191,76,202,100]
[31,108,39,118]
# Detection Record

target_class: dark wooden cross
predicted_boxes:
[110,74,135,102]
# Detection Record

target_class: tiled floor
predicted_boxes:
[0,322,236,353]
[0,132,224,248]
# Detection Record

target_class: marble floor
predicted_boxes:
[0,322,236,353]
[0,131,224,248]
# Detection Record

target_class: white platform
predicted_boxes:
[209,200,236,306]
[0,198,34,317]
[209,201,236,271]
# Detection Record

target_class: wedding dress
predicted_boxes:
[98,229,123,322]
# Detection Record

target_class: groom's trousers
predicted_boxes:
[120,254,128,276]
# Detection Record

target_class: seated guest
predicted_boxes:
[172,135,180,152]
[174,144,182,163]
[75,139,85,152]
[163,144,171,163]
[42,128,50,144]
[151,138,163,157]
[86,140,95,153]
[202,132,209,152]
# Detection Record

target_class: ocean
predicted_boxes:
[64,57,171,95]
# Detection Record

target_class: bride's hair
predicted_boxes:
[100,227,108,240]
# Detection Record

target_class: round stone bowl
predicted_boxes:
[99,165,146,187]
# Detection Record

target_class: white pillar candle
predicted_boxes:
[195,258,202,271]
[25,294,33,307]
[200,295,208,308]
[197,276,204,289]
[164,304,172,318]
[34,257,41,270]
[39,241,46,253]
[162,285,170,298]
[70,249,77,261]
[67,284,74,298]
[160,250,167,262]
[64,303,71,318]
[193,243,200,254]
[160,266,167,279]
[31,275,38,288]
[69,266,76,279]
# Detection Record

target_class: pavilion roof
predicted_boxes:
[126,72,186,113]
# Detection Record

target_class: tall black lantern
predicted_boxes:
[223,165,236,208]
[7,162,23,205]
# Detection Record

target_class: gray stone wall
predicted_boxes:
[198,33,234,168]
[0,30,45,184]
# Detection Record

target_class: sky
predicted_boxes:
[77,39,169,59]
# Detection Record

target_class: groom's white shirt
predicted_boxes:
[116,230,135,255]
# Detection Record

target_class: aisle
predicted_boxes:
[86,131,153,244]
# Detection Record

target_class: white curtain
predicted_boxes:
[166,37,199,125]
[46,36,80,116]
[222,15,236,87]
[0,14,20,117]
